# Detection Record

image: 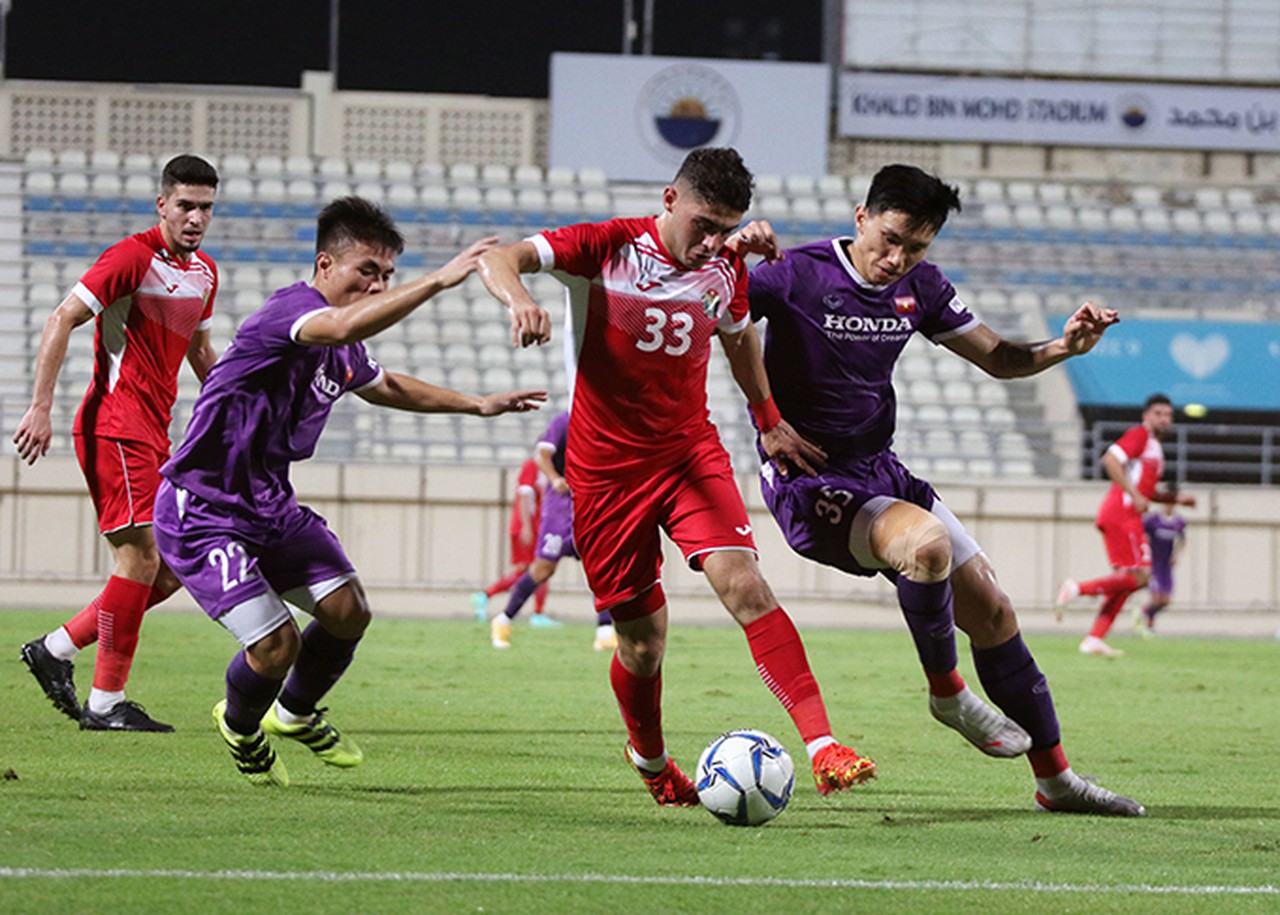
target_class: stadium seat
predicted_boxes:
[480,164,511,185]
[285,155,315,177]
[23,148,55,169]
[318,157,349,180]
[545,166,576,189]
[755,174,784,196]
[448,163,479,184]
[513,164,544,187]
[576,166,607,189]
[56,149,88,170]
[254,155,285,178]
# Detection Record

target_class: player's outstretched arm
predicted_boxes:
[186,327,219,383]
[718,322,825,476]
[355,370,546,416]
[477,241,552,348]
[300,236,500,346]
[13,294,94,464]
[942,301,1120,379]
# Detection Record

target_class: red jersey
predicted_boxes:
[1097,423,1164,525]
[531,217,750,483]
[509,458,545,538]
[72,225,218,450]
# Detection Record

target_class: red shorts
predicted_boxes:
[74,434,167,534]
[1097,511,1151,571]
[509,530,535,567]
[571,438,756,614]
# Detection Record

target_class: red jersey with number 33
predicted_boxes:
[71,225,218,450]
[530,217,749,483]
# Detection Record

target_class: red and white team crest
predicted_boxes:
[701,288,722,318]
[894,296,917,314]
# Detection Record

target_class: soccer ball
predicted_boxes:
[695,728,795,826]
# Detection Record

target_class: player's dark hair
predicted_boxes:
[1144,393,1172,411]
[316,196,405,257]
[864,164,961,233]
[673,147,754,213]
[161,155,219,193]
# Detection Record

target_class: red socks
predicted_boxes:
[1028,743,1070,778]
[925,668,966,698]
[743,608,833,744]
[1078,571,1141,597]
[1089,592,1132,639]
[63,583,170,649]
[92,576,154,692]
[610,653,665,759]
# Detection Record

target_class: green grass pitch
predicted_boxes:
[2,609,1277,913]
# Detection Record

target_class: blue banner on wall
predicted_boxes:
[1052,316,1280,410]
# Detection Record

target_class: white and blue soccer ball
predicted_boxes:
[695,728,795,826]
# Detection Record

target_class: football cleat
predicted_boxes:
[80,699,173,732]
[1036,772,1145,817]
[529,613,564,629]
[490,615,512,649]
[592,625,618,652]
[811,743,877,796]
[212,700,289,787]
[929,687,1031,758]
[470,591,489,622]
[627,745,699,807]
[1053,579,1080,622]
[19,638,80,722]
[1079,635,1124,657]
[262,704,363,768]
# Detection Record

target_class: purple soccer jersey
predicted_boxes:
[534,411,576,561]
[538,411,570,478]
[1143,512,1186,595]
[749,238,978,462]
[161,282,382,519]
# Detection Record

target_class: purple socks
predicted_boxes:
[278,621,361,718]
[897,576,958,674]
[224,650,283,735]
[972,633,1061,749]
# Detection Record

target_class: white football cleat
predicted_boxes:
[1053,579,1080,622]
[929,686,1031,758]
[1036,770,1145,817]
[1079,635,1123,657]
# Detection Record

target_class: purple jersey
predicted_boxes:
[749,238,978,462]
[1143,512,1186,571]
[538,411,570,477]
[161,282,382,519]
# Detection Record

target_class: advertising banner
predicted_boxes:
[1053,316,1280,409]
[551,53,829,182]
[838,72,1280,152]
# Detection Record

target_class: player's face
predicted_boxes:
[313,241,397,307]
[157,183,216,258]
[1144,402,1174,437]
[658,183,742,270]
[850,207,937,285]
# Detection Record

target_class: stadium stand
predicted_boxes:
[5,149,1278,478]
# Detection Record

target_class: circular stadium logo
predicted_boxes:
[1116,93,1151,130]
[636,63,743,164]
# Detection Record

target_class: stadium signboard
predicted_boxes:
[1053,316,1280,409]
[838,72,1280,152]
[550,53,828,182]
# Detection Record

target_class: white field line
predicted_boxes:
[0,868,1276,895]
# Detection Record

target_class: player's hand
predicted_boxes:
[509,300,552,347]
[550,476,570,495]
[1063,301,1119,355]
[478,389,547,416]
[761,420,826,477]
[434,236,501,290]
[13,406,53,465]
[1131,492,1150,514]
[727,220,784,263]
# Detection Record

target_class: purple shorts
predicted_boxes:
[1148,561,1175,597]
[536,488,578,562]
[153,480,356,621]
[761,449,939,578]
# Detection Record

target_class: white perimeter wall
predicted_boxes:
[2,457,1276,638]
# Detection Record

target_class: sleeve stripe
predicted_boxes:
[288,306,334,342]
[73,281,105,315]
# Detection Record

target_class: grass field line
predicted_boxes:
[1,868,1276,896]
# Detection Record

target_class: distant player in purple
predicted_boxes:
[153,197,545,786]
[489,410,616,651]
[1139,499,1187,632]
[748,164,1145,816]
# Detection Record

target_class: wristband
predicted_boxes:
[749,396,782,433]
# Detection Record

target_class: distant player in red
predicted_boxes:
[1055,393,1196,655]
[470,457,551,621]
[16,155,221,731]
[479,147,876,805]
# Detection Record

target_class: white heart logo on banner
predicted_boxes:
[1169,334,1230,380]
